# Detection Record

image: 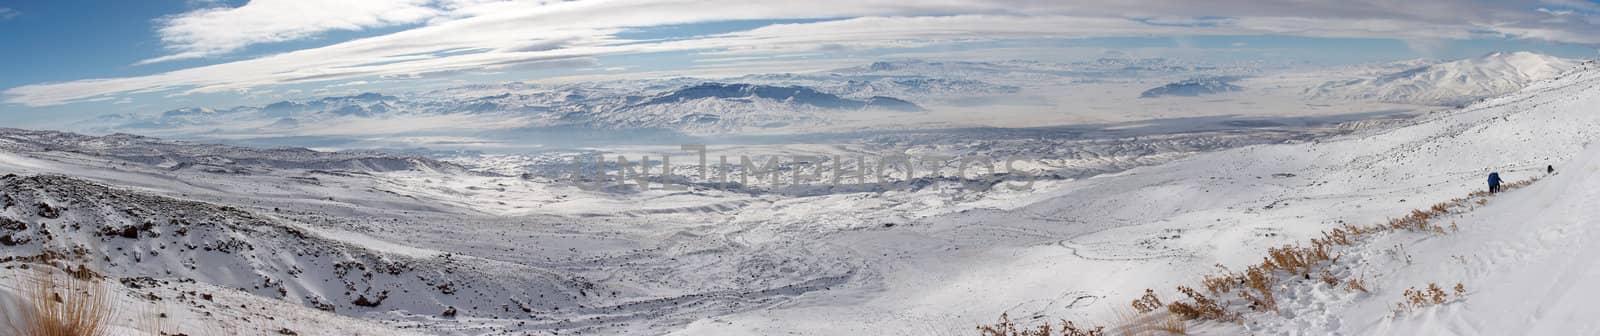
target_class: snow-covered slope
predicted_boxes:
[0,129,863,335]
[1289,140,1600,335]
[5,55,1596,335]
[0,174,605,322]
[1309,51,1579,106]
[668,60,1600,335]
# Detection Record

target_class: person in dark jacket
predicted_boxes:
[1488,172,1502,193]
[1548,165,1555,174]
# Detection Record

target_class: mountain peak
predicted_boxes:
[1312,52,1578,106]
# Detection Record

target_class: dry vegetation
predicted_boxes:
[1345,276,1369,293]
[1394,282,1467,313]
[4,266,112,336]
[2,262,205,336]
[979,177,1539,334]
[1112,307,1186,336]
[976,313,1106,336]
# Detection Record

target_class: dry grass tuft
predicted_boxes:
[1110,308,1145,336]
[1131,289,1163,314]
[977,313,1106,336]
[1346,276,1369,293]
[1319,271,1340,287]
[1153,315,1186,335]
[1110,307,1186,336]
[1240,266,1275,312]
[1396,282,1466,312]
[1201,272,1234,294]
[1264,244,1327,275]
[1167,286,1237,322]
[1321,228,1352,246]
[1059,319,1109,336]
[4,266,113,336]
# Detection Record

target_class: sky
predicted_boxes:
[2,0,1600,128]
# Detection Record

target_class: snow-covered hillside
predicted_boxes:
[667,60,1600,334]
[1236,130,1600,336]
[2,55,1596,335]
[1309,51,1579,106]
[0,128,467,173]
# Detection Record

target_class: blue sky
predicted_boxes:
[3,0,1600,128]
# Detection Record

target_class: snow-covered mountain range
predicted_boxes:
[78,53,1585,149]
[74,57,1259,140]
[1,55,1599,335]
[1308,51,1580,106]
[91,82,929,137]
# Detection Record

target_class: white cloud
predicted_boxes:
[1540,0,1600,12]
[328,80,371,87]
[8,0,1600,107]
[144,0,447,64]
[0,7,19,20]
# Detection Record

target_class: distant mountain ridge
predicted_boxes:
[1308,51,1580,106]
[87,80,931,136]
[1140,77,1244,98]
[635,83,922,112]
[0,128,467,174]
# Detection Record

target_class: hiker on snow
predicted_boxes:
[1488,172,1502,193]
[1548,165,1555,174]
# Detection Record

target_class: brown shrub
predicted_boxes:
[1322,229,1352,246]
[1426,283,1448,304]
[1319,271,1339,287]
[1398,282,1464,311]
[1346,276,1369,293]
[1240,266,1276,311]
[1428,202,1450,215]
[1167,286,1237,322]
[3,267,113,336]
[977,313,1106,336]
[1131,289,1163,314]
[1201,272,1235,294]
[1264,245,1317,275]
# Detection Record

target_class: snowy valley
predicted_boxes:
[1,50,1598,336]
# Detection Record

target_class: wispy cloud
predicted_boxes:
[1540,0,1600,12]
[328,80,371,88]
[142,0,448,64]
[0,7,20,21]
[7,0,1600,107]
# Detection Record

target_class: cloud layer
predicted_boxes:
[7,0,1600,107]
[143,0,447,64]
